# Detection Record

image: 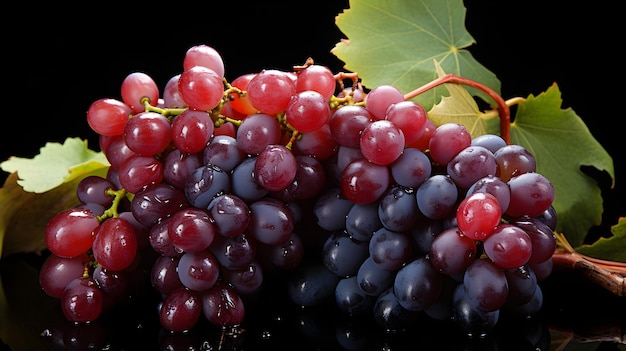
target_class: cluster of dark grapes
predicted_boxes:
[38,43,557,337]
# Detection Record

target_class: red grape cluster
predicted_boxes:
[39,43,557,337]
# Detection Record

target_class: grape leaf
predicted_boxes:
[332,0,501,110]
[427,60,500,136]
[0,138,109,258]
[508,85,614,247]
[0,137,109,194]
[575,217,626,263]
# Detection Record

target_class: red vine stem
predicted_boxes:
[403,73,511,144]
[552,233,626,296]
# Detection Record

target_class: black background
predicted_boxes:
[2,1,623,236]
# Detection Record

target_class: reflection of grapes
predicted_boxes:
[38,43,557,337]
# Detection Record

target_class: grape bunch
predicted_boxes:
[38,43,557,337]
[288,120,557,336]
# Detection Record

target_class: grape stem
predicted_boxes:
[553,233,626,296]
[403,73,511,144]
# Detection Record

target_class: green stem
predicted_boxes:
[403,73,511,144]
[96,188,128,222]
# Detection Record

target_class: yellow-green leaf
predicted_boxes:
[509,85,614,246]
[332,0,500,110]
[427,61,500,137]
[0,137,109,194]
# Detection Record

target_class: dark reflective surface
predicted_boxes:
[1,252,624,351]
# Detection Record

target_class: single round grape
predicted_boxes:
[178,65,224,111]
[364,85,404,120]
[428,227,477,276]
[183,44,225,78]
[150,255,182,295]
[184,164,231,209]
[295,64,336,99]
[378,185,419,232]
[45,208,99,258]
[76,175,115,207]
[123,111,172,156]
[171,109,215,154]
[483,223,533,269]
[118,154,163,194]
[360,119,405,165]
[207,193,250,238]
[463,258,508,312]
[202,281,246,327]
[120,71,159,114]
[254,144,298,191]
[428,123,472,165]
[159,286,202,333]
[494,144,537,182]
[168,207,216,253]
[61,277,104,323]
[415,174,458,220]
[101,134,136,169]
[209,233,257,270]
[512,217,557,264]
[313,187,355,232]
[372,287,419,332]
[322,231,370,278]
[92,217,138,271]
[162,149,203,190]
[456,192,502,241]
[230,156,269,202]
[504,265,537,305]
[131,183,190,227]
[393,257,442,312]
[356,256,395,296]
[389,147,431,189]
[285,90,331,133]
[369,227,412,271]
[86,98,132,137]
[345,202,383,242]
[248,198,295,245]
[235,113,281,155]
[246,69,296,114]
[446,145,498,190]
[340,158,391,204]
[506,172,555,218]
[177,249,220,291]
[203,135,246,173]
[329,104,373,148]
[335,275,376,315]
[384,100,427,146]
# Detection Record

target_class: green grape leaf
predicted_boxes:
[332,0,501,110]
[0,137,109,258]
[0,137,109,194]
[427,61,500,136]
[575,217,626,263]
[509,85,614,247]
